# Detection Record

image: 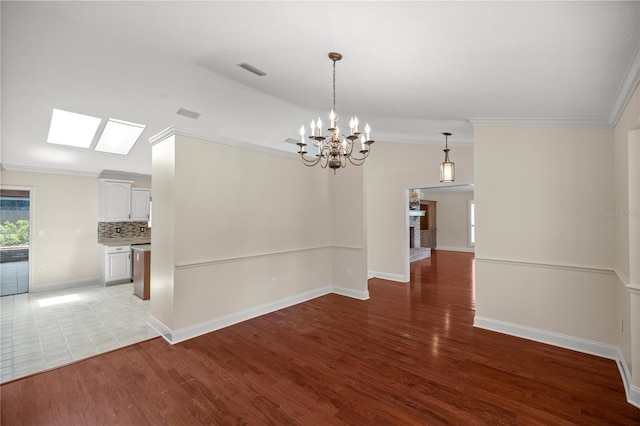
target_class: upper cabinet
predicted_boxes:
[131,188,151,221]
[99,179,151,222]
[99,180,132,222]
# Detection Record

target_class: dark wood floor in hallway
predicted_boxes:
[2,250,639,425]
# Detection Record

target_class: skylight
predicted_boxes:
[94,118,146,155]
[47,109,102,148]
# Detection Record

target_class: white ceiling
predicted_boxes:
[2,1,639,176]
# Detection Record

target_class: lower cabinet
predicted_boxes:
[99,245,132,286]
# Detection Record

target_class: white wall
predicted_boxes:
[420,189,474,251]
[0,170,99,290]
[366,141,474,281]
[149,130,368,342]
[473,125,619,344]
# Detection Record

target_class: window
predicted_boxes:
[468,200,475,247]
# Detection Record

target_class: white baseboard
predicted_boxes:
[30,276,100,292]
[150,285,371,345]
[367,271,408,283]
[332,285,369,300]
[435,246,475,253]
[474,315,639,409]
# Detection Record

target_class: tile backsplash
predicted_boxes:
[98,222,151,240]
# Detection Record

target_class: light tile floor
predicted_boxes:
[0,282,159,383]
[0,261,29,296]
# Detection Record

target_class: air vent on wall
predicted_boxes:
[237,63,267,77]
[176,108,201,120]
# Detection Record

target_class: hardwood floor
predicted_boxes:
[2,250,639,424]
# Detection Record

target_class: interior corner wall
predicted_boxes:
[150,132,334,339]
[0,170,99,290]
[473,125,620,345]
[614,82,640,374]
[365,141,474,281]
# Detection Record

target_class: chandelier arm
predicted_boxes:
[347,151,370,166]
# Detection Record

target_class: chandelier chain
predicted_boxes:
[332,59,337,114]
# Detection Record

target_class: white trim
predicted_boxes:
[331,245,364,251]
[468,199,475,247]
[468,117,612,128]
[30,276,100,292]
[1,184,34,294]
[1,163,101,177]
[149,285,373,344]
[467,44,639,130]
[174,245,357,270]
[435,246,475,253]
[473,316,640,409]
[475,257,614,276]
[331,285,369,300]
[616,268,631,286]
[148,126,299,160]
[609,43,640,127]
[367,270,408,283]
[474,316,620,359]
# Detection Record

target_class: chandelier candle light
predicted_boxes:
[296,52,374,172]
[440,132,455,182]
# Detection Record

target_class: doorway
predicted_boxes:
[404,182,474,279]
[0,187,31,296]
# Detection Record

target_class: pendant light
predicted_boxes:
[440,132,455,182]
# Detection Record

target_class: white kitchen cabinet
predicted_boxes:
[130,188,151,221]
[99,245,132,286]
[99,180,132,222]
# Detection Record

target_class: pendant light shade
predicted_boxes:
[440,132,455,182]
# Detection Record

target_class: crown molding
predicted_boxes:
[467,117,612,128]
[469,43,640,129]
[610,42,640,127]
[0,163,100,177]
[148,127,299,159]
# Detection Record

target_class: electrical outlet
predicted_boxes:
[139,227,145,232]
[272,278,278,286]
[346,268,352,276]
[115,227,121,233]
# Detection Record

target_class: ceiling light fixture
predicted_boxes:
[296,52,374,173]
[94,118,146,155]
[440,132,455,182]
[47,109,102,148]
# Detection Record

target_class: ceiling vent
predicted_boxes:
[237,63,267,77]
[176,108,201,120]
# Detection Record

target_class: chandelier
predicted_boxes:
[440,132,455,182]
[296,52,374,172]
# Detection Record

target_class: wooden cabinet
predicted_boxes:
[99,245,132,286]
[132,246,150,300]
[420,200,437,248]
[131,189,151,221]
[99,180,132,222]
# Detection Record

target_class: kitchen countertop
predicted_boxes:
[98,238,151,247]
[131,244,151,252]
